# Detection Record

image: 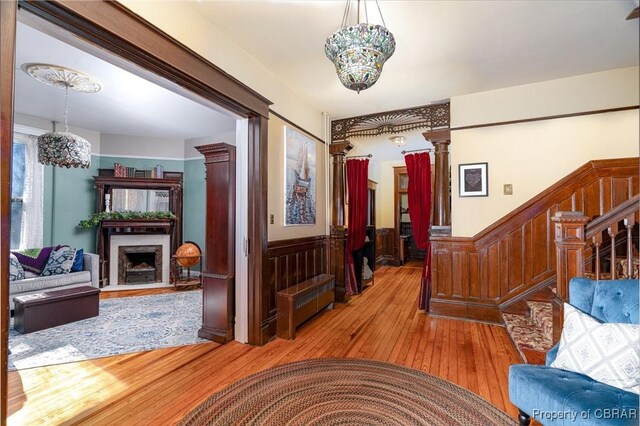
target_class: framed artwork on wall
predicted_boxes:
[284,126,317,225]
[458,162,488,197]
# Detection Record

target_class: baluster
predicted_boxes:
[593,233,602,280]
[608,223,619,279]
[625,215,635,278]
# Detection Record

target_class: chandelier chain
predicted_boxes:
[63,85,70,133]
[375,0,387,28]
[338,0,386,27]
[364,0,369,24]
[340,0,351,28]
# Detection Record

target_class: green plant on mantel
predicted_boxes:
[78,211,176,230]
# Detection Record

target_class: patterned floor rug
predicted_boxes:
[179,358,515,426]
[8,290,208,370]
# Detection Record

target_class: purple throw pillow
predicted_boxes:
[11,246,55,275]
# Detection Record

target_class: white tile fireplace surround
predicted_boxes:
[109,234,171,287]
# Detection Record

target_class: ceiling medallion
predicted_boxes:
[22,63,101,169]
[324,0,395,93]
[21,63,102,93]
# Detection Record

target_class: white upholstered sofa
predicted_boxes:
[9,252,99,310]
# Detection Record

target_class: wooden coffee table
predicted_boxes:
[13,286,100,333]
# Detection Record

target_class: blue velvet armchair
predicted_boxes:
[509,277,639,426]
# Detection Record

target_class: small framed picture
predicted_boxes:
[458,162,488,197]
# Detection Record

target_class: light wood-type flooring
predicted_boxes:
[8,264,521,425]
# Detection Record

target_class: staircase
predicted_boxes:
[502,193,639,365]
[501,287,555,364]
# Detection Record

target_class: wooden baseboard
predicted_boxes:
[429,299,501,323]
[376,256,396,267]
[198,325,232,344]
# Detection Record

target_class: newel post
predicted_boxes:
[551,211,589,342]
[329,141,353,303]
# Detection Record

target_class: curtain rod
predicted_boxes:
[347,154,373,159]
[401,148,434,155]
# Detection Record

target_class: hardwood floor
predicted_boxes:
[7,265,521,425]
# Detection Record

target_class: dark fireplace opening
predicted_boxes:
[118,245,162,284]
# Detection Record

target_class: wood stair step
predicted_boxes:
[502,311,552,365]
[527,287,556,302]
[527,301,553,342]
[501,300,530,316]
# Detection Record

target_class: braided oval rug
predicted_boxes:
[179,358,515,425]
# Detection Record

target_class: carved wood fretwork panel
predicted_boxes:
[331,102,450,142]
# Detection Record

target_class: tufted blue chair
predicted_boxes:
[509,277,639,426]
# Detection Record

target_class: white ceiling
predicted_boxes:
[14,21,237,140]
[192,0,639,119]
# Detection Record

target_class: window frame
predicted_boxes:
[10,125,47,249]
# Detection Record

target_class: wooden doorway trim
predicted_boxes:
[1,1,271,420]
[0,2,17,424]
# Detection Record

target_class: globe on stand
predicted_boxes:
[172,241,202,291]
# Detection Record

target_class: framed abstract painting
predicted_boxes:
[458,162,488,197]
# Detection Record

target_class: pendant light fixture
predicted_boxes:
[390,135,407,147]
[22,63,102,169]
[325,0,396,93]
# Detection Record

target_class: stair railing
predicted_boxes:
[551,194,639,342]
[584,195,639,280]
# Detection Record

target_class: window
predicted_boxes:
[11,141,26,249]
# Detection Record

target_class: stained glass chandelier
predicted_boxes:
[324,0,396,93]
[22,63,102,169]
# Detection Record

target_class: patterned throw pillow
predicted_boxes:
[551,303,640,394]
[11,246,55,275]
[9,253,25,281]
[41,246,77,277]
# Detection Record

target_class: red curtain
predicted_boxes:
[404,152,432,311]
[345,158,369,295]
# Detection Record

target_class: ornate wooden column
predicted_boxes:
[551,211,588,342]
[423,129,451,235]
[329,141,352,302]
[196,143,236,343]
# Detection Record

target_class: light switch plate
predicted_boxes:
[270,214,274,224]
[504,184,513,195]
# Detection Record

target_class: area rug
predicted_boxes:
[8,290,208,370]
[179,358,515,426]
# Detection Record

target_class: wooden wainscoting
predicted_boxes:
[260,235,329,343]
[376,228,395,266]
[431,158,639,323]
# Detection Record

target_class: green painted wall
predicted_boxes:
[43,156,99,251]
[183,158,205,267]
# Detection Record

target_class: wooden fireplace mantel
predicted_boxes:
[96,219,175,288]
[93,173,183,288]
[99,218,174,230]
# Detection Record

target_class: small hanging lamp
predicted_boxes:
[324,0,396,93]
[22,63,101,169]
[390,135,407,147]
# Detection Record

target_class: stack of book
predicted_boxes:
[151,164,164,179]
[114,163,126,177]
[112,163,164,178]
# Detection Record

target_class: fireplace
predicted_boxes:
[109,234,171,286]
[118,245,162,284]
